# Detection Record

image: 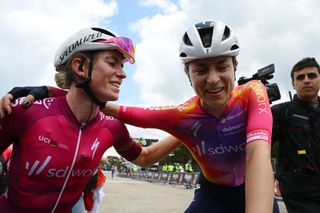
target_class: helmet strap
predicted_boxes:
[184,65,193,86]
[75,53,106,108]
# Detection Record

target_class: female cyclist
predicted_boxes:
[1,21,279,213]
[0,27,180,213]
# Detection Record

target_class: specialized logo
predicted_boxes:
[191,121,202,137]
[59,32,103,62]
[91,138,100,160]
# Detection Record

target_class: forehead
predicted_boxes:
[97,49,124,60]
[190,56,232,66]
[294,67,319,76]
[293,67,318,76]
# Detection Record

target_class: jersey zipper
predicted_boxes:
[51,123,85,213]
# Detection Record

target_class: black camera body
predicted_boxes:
[237,64,281,103]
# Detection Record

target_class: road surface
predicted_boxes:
[99,172,287,213]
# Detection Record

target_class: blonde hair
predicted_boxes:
[54,52,93,89]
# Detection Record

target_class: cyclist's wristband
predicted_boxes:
[8,86,48,100]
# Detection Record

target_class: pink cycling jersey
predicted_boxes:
[119,80,272,186]
[0,96,141,213]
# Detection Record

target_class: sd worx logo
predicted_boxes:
[191,141,246,157]
[25,156,96,177]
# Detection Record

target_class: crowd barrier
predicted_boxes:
[117,171,283,200]
[117,171,200,188]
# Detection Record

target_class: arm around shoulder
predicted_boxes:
[102,102,121,118]
[131,135,182,168]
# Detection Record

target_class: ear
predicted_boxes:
[71,58,86,78]
[233,57,238,71]
[184,68,193,87]
[291,80,295,90]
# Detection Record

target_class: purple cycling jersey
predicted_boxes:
[118,80,272,186]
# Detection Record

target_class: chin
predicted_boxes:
[100,93,119,102]
[109,95,119,101]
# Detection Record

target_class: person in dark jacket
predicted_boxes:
[272,57,320,213]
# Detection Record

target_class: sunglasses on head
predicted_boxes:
[98,37,135,64]
[295,72,319,81]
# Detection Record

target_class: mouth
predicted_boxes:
[302,86,313,91]
[110,81,121,89]
[207,87,224,95]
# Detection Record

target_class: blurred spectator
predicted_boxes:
[0,145,12,195]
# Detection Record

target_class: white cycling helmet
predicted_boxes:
[179,21,240,64]
[54,27,135,69]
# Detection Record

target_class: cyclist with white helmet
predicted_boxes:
[105,20,279,213]
[1,21,279,212]
[0,27,181,212]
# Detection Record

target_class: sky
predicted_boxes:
[1,0,320,156]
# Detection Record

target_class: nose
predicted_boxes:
[207,68,219,84]
[116,68,127,79]
[302,76,312,85]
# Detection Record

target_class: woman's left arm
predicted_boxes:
[245,140,274,213]
[132,135,182,168]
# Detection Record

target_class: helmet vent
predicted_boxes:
[92,27,116,37]
[198,27,213,48]
[222,26,230,41]
[231,44,239,50]
[180,52,187,58]
[183,33,193,46]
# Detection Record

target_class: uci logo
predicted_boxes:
[38,135,58,147]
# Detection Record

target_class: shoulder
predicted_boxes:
[98,111,128,131]
[233,80,266,99]
[9,97,66,127]
[177,96,200,111]
[11,97,57,111]
[271,101,290,111]
[241,80,265,93]
[141,96,199,113]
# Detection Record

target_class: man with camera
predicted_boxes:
[272,57,320,213]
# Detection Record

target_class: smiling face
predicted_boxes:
[292,67,320,103]
[187,56,235,115]
[90,50,127,102]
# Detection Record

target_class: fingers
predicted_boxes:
[0,93,36,119]
[22,94,35,108]
[0,94,13,119]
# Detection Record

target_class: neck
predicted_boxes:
[66,86,99,123]
[200,97,229,117]
[297,94,319,104]
[201,101,226,116]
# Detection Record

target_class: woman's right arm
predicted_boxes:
[0,93,14,118]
